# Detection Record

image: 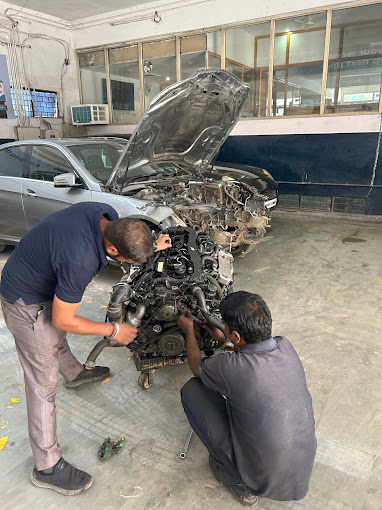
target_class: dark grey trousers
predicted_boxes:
[181,377,242,486]
[1,297,83,470]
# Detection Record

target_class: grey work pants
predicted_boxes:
[1,297,83,470]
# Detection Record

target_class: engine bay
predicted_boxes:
[123,175,270,255]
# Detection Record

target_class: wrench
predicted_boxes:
[180,427,193,459]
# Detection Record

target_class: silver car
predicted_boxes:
[0,70,275,255]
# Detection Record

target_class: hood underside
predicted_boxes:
[107,69,249,190]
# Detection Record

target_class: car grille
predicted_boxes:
[261,189,277,200]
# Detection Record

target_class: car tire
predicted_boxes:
[0,243,6,253]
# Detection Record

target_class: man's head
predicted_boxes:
[220,291,272,346]
[103,218,154,263]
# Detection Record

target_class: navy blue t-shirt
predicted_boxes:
[0,202,118,305]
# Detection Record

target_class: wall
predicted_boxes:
[0,0,79,140]
[70,0,351,49]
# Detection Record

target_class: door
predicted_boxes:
[22,144,93,230]
[0,145,28,242]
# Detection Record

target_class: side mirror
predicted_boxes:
[54,173,82,188]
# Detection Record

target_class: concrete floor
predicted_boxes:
[0,212,381,510]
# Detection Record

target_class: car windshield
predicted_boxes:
[67,142,126,184]
[123,162,193,185]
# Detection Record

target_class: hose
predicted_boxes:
[85,338,111,367]
[192,286,225,332]
[203,274,223,300]
[127,303,146,327]
[106,283,132,321]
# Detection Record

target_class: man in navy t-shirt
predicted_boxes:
[0,202,171,496]
[178,291,317,506]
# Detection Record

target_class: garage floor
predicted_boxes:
[0,212,381,510]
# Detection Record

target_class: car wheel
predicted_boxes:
[0,243,6,253]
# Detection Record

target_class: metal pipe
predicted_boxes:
[180,427,193,459]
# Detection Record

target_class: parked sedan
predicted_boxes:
[0,69,277,255]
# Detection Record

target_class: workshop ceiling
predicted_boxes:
[4,0,157,21]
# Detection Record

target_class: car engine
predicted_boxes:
[86,227,234,388]
[124,176,270,256]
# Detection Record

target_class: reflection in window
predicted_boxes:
[29,146,74,182]
[180,32,221,80]
[273,13,326,116]
[79,50,107,105]
[109,46,141,124]
[325,3,382,113]
[143,39,176,110]
[0,145,27,177]
[68,142,126,183]
[226,22,271,117]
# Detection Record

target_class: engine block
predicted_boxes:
[105,227,233,375]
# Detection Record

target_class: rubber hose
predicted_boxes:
[192,286,225,332]
[203,274,223,300]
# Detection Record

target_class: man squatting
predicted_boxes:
[178,291,317,506]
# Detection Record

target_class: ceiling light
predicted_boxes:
[166,76,171,81]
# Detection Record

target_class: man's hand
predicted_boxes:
[113,322,138,345]
[178,311,195,334]
[155,234,172,252]
[203,321,225,343]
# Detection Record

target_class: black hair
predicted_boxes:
[219,291,272,344]
[104,218,154,263]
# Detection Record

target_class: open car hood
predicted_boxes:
[106,69,249,190]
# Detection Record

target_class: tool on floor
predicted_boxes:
[98,436,125,461]
[180,426,193,459]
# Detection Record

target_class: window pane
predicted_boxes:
[325,3,382,113]
[226,22,270,117]
[109,46,140,123]
[180,32,220,80]
[0,145,27,176]
[273,13,326,116]
[274,35,287,66]
[67,142,126,183]
[29,146,74,181]
[207,32,221,69]
[79,50,107,105]
[143,39,176,110]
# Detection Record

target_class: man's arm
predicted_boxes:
[52,295,138,345]
[178,312,202,377]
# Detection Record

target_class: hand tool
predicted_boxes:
[180,426,193,459]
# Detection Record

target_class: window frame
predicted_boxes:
[76,0,382,121]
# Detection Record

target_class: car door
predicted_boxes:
[0,144,28,242]
[22,144,93,230]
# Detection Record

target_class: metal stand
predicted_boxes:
[180,426,193,459]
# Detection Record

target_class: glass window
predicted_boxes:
[325,3,382,113]
[79,50,107,105]
[226,22,271,117]
[180,31,221,80]
[67,142,126,183]
[273,13,326,116]
[29,146,74,182]
[143,39,176,110]
[109,45,141,124]
[10,89,57,118]
[0,145,27,176]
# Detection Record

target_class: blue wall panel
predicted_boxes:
[218,133,382,214]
